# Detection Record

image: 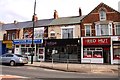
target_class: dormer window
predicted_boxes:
[99,9,106,21]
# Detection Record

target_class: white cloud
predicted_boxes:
[0,0,119,23]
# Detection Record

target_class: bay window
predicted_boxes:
[95,23,112,36]
[115,25,120,35]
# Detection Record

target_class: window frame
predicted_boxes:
[99,10,106,21]
[95,23,112,36]
[115,24,120,35]
[85,25,91,36]
[7,33,11,40]
[61,26,75,39]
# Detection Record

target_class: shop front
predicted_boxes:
[2,40,13,53]
[112,36,120,64]
[13,39,44,61]
[81,37,111,64]
[44,38,81,63]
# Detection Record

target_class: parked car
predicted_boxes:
[0,53,28,66]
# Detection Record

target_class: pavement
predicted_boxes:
[25,61,119,74]
[1,62,119,79]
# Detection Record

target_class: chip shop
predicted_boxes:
[81,37,111,64]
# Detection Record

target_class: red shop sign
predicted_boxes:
[83,38,111,45]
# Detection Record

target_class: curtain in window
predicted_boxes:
[116,25,120,35]
[85,25,91,36]
[62,28,73,39]
[101,24,109,35]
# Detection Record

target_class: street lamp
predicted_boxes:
[31,0,37,64]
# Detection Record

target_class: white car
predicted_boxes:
[0,53,28,66]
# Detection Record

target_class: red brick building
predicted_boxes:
[80,3,120,64]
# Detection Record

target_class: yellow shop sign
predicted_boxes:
[6,44,12,48]
[3,41,12,44]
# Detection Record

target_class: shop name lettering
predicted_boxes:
[47,42,57,45]
[85,39,109,44]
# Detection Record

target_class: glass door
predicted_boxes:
[37,48,45,61]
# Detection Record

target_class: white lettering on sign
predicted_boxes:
[86,39,96,43]
[98,39,108,43]
[85,38,109,44]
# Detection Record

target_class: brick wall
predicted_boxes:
[81,3,120,37]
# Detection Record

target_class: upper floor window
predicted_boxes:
[12,33,16,40]
[7,33,11,40]
[115,25,120,35]
[61,26,75,39]
[24,32,29,39]
[62,28,73,39]
[99,10,106,21]
[85,25,91,36]
[95,23,112,36]
[50,31,56,39]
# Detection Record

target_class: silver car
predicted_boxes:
[0,53,28,66]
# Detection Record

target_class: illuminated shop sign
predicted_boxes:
[83,38,111,45]
[13,39,42,44]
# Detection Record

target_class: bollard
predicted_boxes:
[66,59,69,71]
[52,58,53,68]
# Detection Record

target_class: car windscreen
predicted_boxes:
[15,54,23,57]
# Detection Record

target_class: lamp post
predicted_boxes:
[31,0,37,64]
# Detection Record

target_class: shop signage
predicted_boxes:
[46,42,57,46]
[3,41,12,44]
[83,38,111,45]
[13,39,42,44]
[118,37,120,41]
[6,44,12,48]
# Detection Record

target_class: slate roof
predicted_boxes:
[1,15,85,30]
[49,16,85,26]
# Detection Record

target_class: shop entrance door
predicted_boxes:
[103,50,110,64]
[37,48,45,61]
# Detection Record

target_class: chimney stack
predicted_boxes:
[118,1,120,12]
[79,7,82,16]
[54,10,59,19]
[14,20,18,24]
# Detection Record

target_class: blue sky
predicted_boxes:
[0,0,120,23]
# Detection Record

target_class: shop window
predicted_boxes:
[31,44,35,47]
[83,51,92,58]
[26,44,30,47]
[93,51,102,58]
[85,25,91,36]
[115,25,120,35]
[21,48,27,55]
[15,45,19,48]
[21,44,25,47]
[83,48,103,58]
[113,48,120,60]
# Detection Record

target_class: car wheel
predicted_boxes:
[10,61,15,66]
